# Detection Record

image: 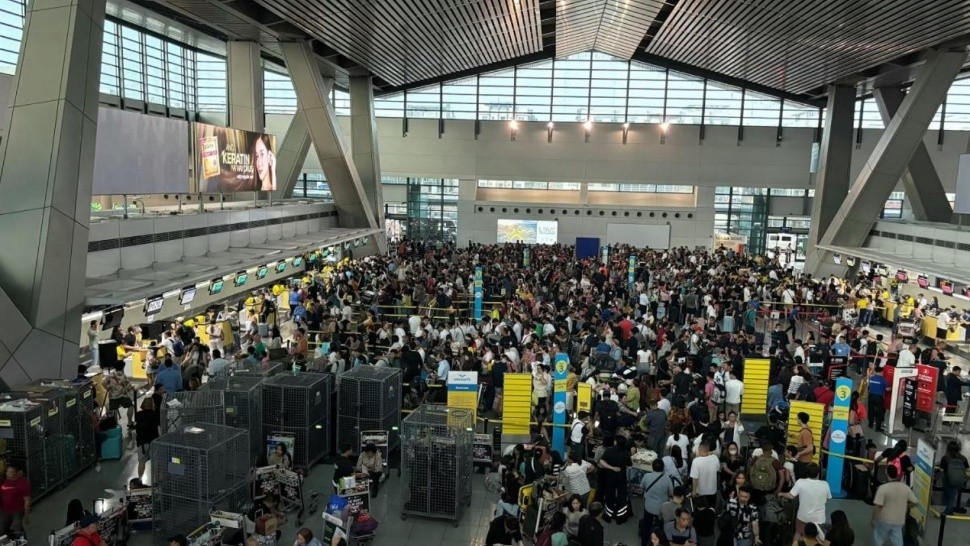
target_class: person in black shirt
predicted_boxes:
[577,502,605,546]
[332,445,356,492]
[598,436,632,523]
[400,345,423,385]
[135,397,160,478]
[484,515,522,546]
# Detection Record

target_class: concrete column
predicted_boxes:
[281,42,377,229]
[804,49,967,275]
[350,76,386,252]
[807,84,855,249]
[0,0,106,384]
[227,41,264,132]
[272,112,312,199]
[873,86,953,223]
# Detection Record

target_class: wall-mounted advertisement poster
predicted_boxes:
[194,123,277,192]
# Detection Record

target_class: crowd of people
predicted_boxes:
[27,239,969,546]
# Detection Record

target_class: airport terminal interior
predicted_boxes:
[6,0,970,545]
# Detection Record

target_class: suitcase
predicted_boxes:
[846,463,872,503]
[98,426,123,460]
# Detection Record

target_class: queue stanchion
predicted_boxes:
[938,512,947,546]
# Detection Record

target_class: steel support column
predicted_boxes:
[227,41,264,132]
[874,86,953,223]
[350,76,387,253]
[805,50,967,275]
[0,0,106,384]
[282,42,377,229]
[272,112,312,199]
[807,84,855,250]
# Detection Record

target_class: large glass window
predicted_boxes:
[515,61,552,121]
[442,76,477,120]
[375,92,404,118]
[705,81,743,125]
[854,97,883,129]
[405,84,439,118]
[295,172,332,201]
[627,63,666,123]
[882,191,904,219]
[195,52,226,112]
[552,53,591,122]
[589,53,628,123]
[0,0,23,74]
[782,100,821,128]
[264,69,297,114]
[743,90,781,126]
[479,69,514,121]
[666,71,704,124]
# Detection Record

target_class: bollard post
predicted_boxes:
[484,418,490,434]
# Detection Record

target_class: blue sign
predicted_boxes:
[473,266,483,321]
[628,255,636,292]
[826,377,853,498]
[551,353,569,455]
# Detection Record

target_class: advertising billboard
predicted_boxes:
[193,123,277,193]
[93,108,190,195]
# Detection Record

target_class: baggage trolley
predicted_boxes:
[897,319,917,343]
[345,512,379,545]
[274,467,319,526]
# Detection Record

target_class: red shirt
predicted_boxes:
[72,531,102,546]
[814,386,835,407]
[0,477,30,514]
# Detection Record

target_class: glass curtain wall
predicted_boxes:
[406,178,458,244]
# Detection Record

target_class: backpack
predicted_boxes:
[750,455,778,491]
[172,339,185,358]
[945,457,968,487]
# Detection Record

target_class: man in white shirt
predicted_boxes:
[781,463,831,539]
[408,314,422,336]
[725,372,745,416]
[207,349,231,378]
[689,441,720,507]
[636,347,654,376]
[897,343,918,368]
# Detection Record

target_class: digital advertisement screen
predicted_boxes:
[276,262,287,273]
[144,296,164,315]
[256,266,268,280]
[93,108,190,195]
[234,272,248,287]
[209,279,225,295]
[179,287,197,306]
[101,307,124,329]
[193,123,277,193]
[293,256,304,268]
[496,219,558,244]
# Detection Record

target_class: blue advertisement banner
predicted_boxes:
[474,266,483,321]
[826,377,852,497]
[552,353,569,455]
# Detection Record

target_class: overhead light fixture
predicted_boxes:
[660,121,669,144]
[509,119,518,141]
[584,119,592,143]
[547,121,554,143]
[622,122,630,145]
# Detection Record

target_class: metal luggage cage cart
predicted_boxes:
[400,405,474,526]
[34,379,98,478]
[150,422,251,543]
[161,390,226,433]
[0,398,49,500]
[233,360,287,378]
[202,375,264,464]
[897,319,918,342]
[337,367,402,472]
[12,386,66,493]
[262,372,332,468]
[91,490,130,546]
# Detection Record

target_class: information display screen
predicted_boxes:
[179,287,197,305]
[234,272,248,287]
[496,219,558,244]
[256,266,268,280]
[193,123,277,193]
[144,296,164,315]
[209,279,225,295]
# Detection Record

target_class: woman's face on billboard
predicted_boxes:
[254,138,270,180]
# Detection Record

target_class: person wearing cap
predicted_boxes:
[72,514,106,546]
